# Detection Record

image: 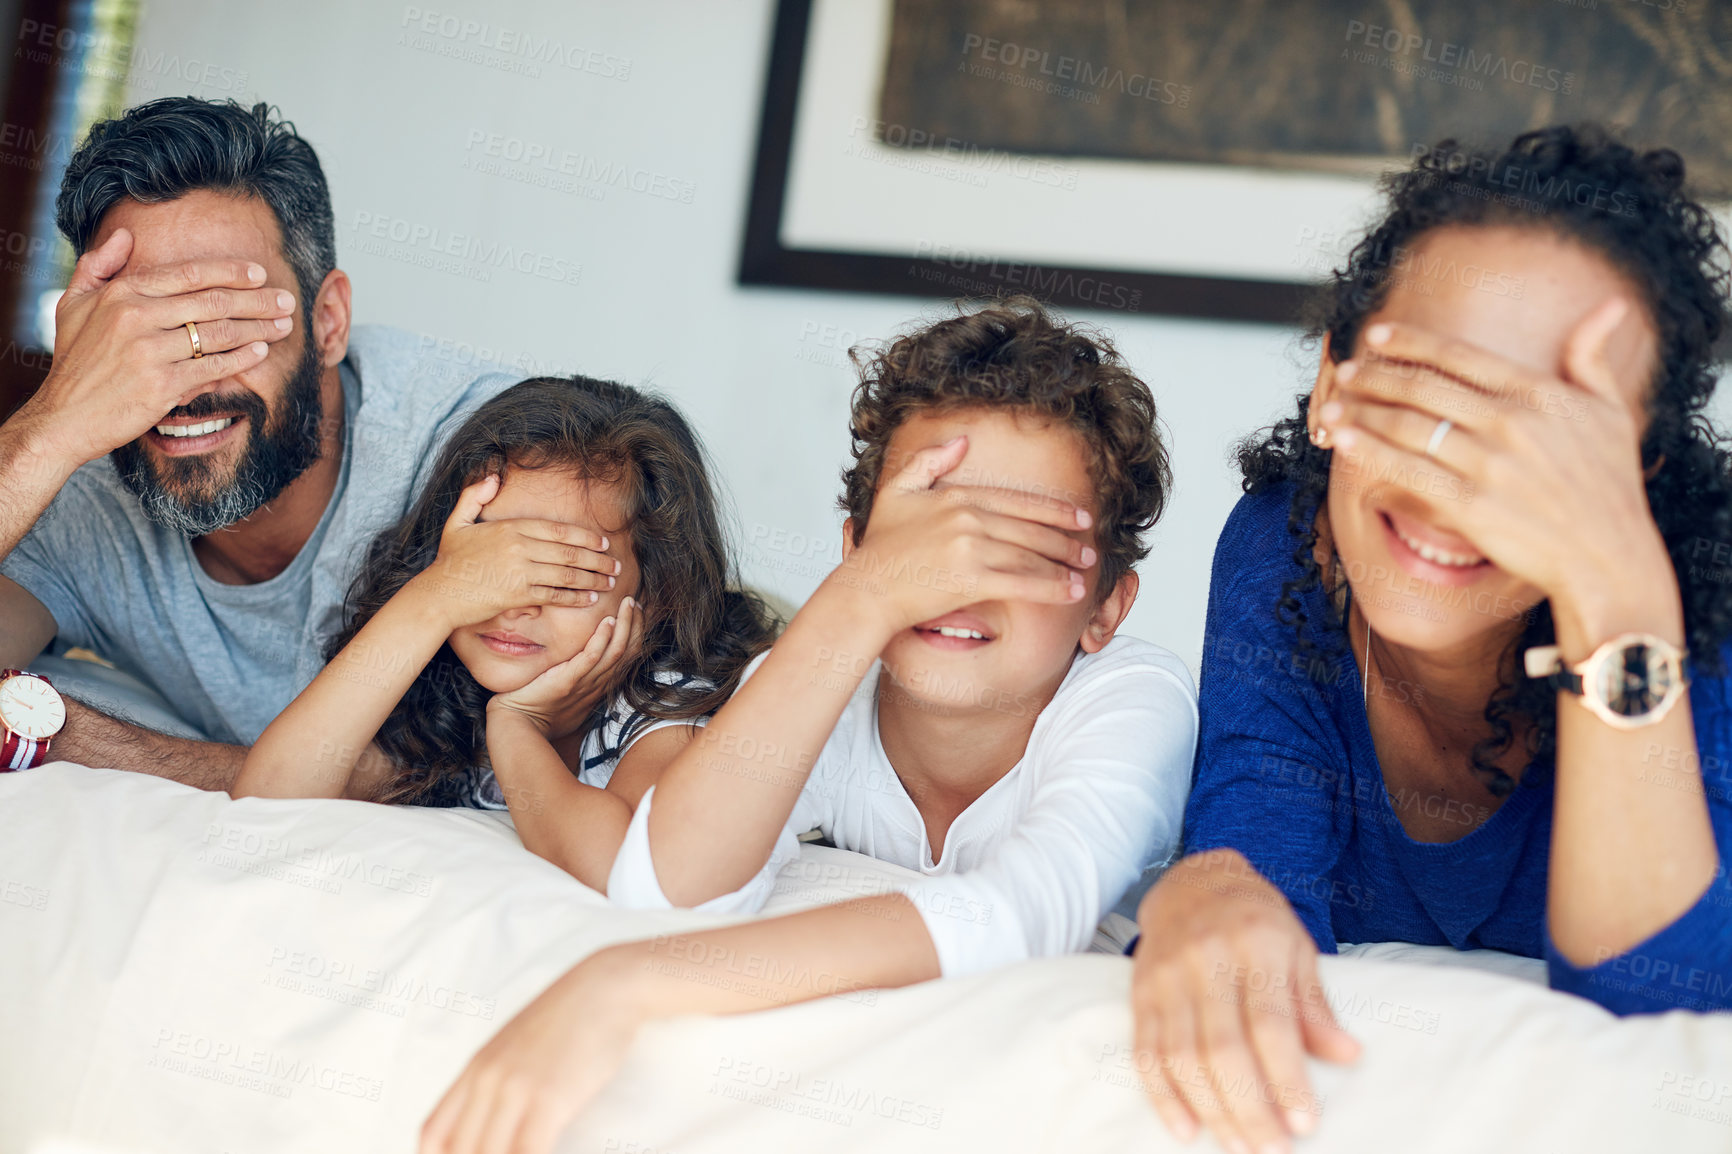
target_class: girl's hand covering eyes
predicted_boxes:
[409,474,622,631]
[487,597,645,736]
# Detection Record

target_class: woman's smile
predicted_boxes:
[1379,509,1492,588]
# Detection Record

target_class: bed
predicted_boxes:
[4,762,1731,1153]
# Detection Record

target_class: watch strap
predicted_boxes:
[1,731,44,771]
[1523,645,1568,688]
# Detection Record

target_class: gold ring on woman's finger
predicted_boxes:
[184,321,204,359]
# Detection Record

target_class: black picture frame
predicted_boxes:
[736,0,1313,326]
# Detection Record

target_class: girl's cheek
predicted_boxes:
[544,604,607,657]
[599,580,631,613]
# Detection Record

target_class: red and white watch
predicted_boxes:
[0,669,65,771]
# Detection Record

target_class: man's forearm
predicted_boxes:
[0,406,79,563]
[54,696,246,791]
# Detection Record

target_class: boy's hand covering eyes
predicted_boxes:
[487,597,644,734]
[409,474,621,630]
[836,435,1097,629]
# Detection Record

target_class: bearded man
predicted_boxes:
[0,97,523,791]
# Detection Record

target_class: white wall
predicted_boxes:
[124,0,1321,674]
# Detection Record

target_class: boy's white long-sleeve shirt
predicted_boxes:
[607,635,1198,978]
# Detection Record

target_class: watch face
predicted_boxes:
[1588,640,1681,719]
[0,675,65,740]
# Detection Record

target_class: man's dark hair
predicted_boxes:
[56,97,335,316]
[842,296,1171,601]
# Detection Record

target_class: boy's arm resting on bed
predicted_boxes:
[421,895,939,1154]
[613,893,940,1013]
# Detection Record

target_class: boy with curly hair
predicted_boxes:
[422,298,1198,1154]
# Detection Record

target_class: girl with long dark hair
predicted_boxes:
[233,375,776,891]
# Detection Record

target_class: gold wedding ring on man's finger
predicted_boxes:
[184,321,203,359]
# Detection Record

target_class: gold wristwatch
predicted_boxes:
[1523,632,1689,730]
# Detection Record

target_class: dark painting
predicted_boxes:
[880,0,1732,190]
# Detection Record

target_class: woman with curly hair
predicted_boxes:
[233,375,777,892]
[1128,124,1732,1153]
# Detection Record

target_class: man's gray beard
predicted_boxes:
[125,461,275,537]
[114,341,328,537]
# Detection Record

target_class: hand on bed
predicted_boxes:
[1317,300,1680,648]
[421,953,642,1154]
[410,474,620,630]
[1130,849,1359,1154]
[487,597,643,736]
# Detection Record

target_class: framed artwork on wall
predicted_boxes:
[739,0,1730,326]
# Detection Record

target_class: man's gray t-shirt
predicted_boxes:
[0,325,520,745]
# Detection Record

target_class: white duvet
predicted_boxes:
[4,762,1732,1153]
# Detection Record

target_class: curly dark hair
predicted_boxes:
[841,296,1172,600]
[57,98,334,324]
[1235,124,1732,797]
[332,375,779,804]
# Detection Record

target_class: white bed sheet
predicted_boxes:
[3,762,1731,1153]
